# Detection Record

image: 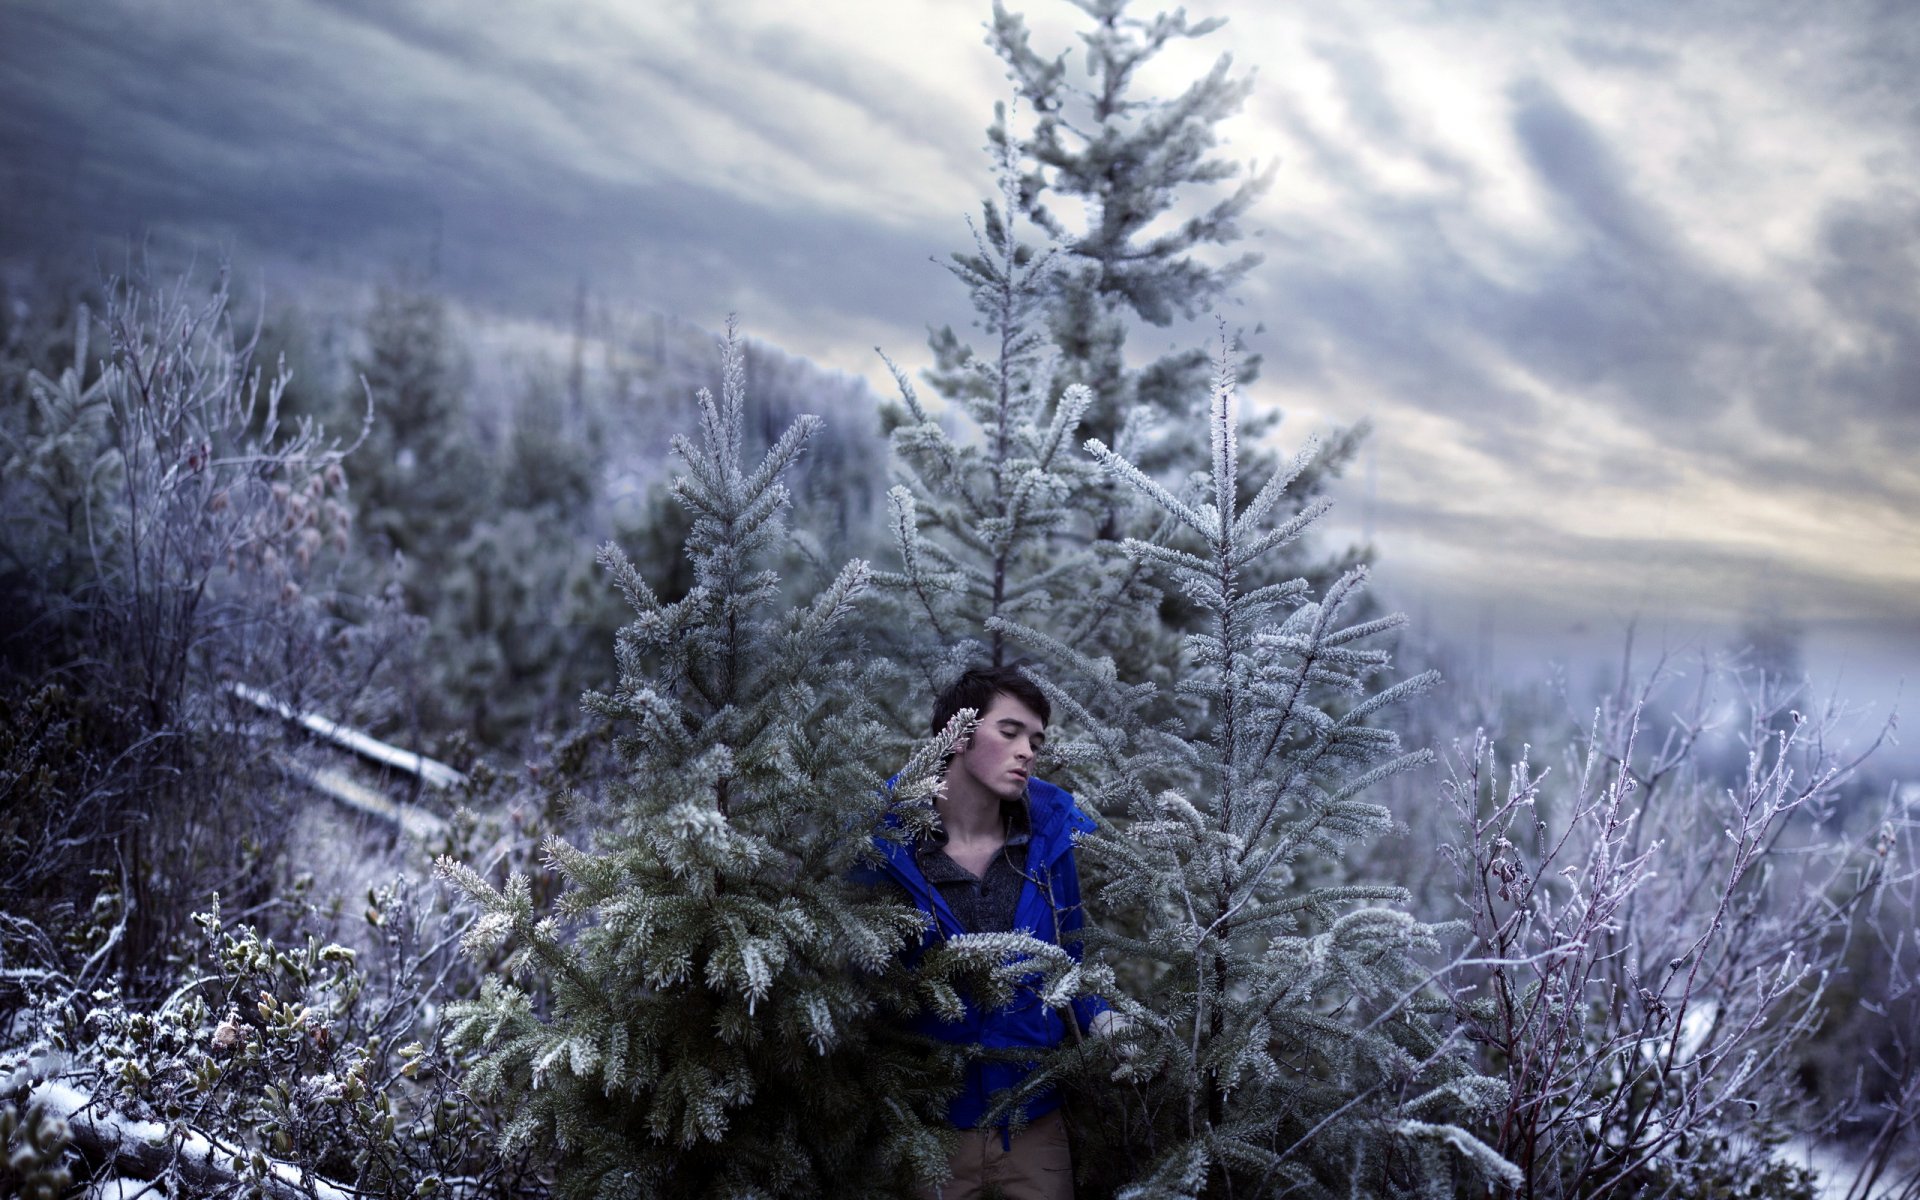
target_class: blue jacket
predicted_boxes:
[867,777,1108,1131]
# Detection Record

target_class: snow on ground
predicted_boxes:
[1782,1134,1915,1200]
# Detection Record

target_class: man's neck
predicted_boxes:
[937,771,1006,842]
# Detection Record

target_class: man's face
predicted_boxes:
[948,693,1047,802]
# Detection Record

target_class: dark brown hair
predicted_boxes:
[930,663,1051,738]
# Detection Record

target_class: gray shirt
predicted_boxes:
[914,799,1032,935]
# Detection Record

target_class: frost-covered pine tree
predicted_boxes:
[983,0,1370,608]
[437,324,951,1199]
[1006,342,1514,1198]
[428,369,624,746]
[986,0,1270,465]
[879,124,1163,697]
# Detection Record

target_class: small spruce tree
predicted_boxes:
[1003,341,1515,1198]
[437,323,951,1199]
[348,285,491,584]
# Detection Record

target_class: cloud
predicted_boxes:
[1189,3,1920,652]
[0,0,979,344]
[1810,201,1920,424]
[2,0,1916,654]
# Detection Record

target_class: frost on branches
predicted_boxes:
[1010,341,1515,1198]
[436,324,948,1199]
[986,0,1271,463]
[879,124,1164,704]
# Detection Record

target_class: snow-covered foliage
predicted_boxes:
[340,289,890,752]
[880,132,1163,701]
[1009,341,1513,1197]
[1818,778,1920,1200]
[1437,661,1897,1198]
[0,268,402,989]
[3,5,1914,1198]
[435,323,952,1199]
[342,285,601,749]
[1,883,532,1199]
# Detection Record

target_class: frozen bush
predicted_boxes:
[0,266,404,992]
[1440,659,1891,1198]
[2,882,545,1198]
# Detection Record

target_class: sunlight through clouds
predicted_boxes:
[1,0,1914,702]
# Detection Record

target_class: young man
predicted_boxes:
[870,665,1110,1200]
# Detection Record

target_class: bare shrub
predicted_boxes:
[1811,783,1920,1200]
[1441,657,1891,1197]
[0,265,397,994]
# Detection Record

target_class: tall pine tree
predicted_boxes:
[927,0,1369,651]
[1001,341,1515,1198]
[438,324,951,1198]
[881,127,1165,702]
[348,286,489,576]
[984,0,1271,469]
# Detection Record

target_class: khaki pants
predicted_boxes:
[922,1108,1074,1200]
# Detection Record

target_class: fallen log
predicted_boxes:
[275,752,450,842]
[223,683,467,792]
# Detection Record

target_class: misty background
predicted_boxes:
[3,0,1914,762]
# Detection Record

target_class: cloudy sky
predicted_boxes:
[3,0,1916,726]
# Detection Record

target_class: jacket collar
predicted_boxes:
[877,775,1088,877]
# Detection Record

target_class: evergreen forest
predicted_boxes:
[2,2,1915,1197]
